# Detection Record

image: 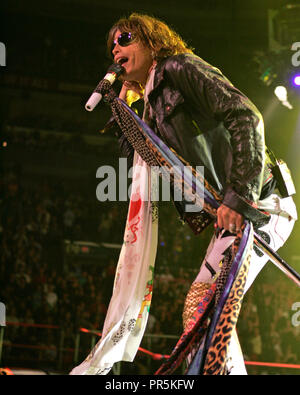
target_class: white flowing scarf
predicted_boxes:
[70,68,158,375]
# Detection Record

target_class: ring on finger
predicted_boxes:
[229,223,236,233]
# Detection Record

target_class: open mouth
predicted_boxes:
[117,57,129,66]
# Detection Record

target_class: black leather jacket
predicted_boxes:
[115,53,275,224]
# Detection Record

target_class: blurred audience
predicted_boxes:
[1,14,298,374]
[0,141,299,374]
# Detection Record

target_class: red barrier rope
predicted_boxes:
[0,367,14,375]
[137,346,169,361]
[245,361,300,369]
[3,324,299,370]
[79,327,101,337]
[78,327,300,369]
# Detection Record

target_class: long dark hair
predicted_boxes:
[107,13,194,61]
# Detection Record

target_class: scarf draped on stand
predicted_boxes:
[156,222,253,375]
[70,73,160,375]
[70,151,159,375]
[70,77,262,375]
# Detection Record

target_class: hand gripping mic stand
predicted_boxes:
[89,80,300,288]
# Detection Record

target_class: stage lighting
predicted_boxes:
[292,75,300,87]
[274,85,293,109]
[274,86,287,101]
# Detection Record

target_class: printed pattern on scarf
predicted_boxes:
[70,153,158,375]
[155,283,216,375]
[156,223,253,375]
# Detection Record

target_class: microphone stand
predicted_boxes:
[115,98,300,288]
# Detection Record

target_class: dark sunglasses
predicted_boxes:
[111,32,135,53]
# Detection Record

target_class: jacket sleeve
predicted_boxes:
[164,55,267,220]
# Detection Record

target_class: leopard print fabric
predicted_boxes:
[202,240,252,375]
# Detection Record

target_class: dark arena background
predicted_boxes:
[0,0,299,376]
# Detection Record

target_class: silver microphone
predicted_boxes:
[85,63,125,111]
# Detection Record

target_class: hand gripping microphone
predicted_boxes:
[85,63,125,111]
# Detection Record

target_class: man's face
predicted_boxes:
[112,29,154,86]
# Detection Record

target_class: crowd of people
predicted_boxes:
[1,7,298,376]
[0,144,299,374]
[0,161,202,370]
[1,126,110,157]
[238,275,299,373]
